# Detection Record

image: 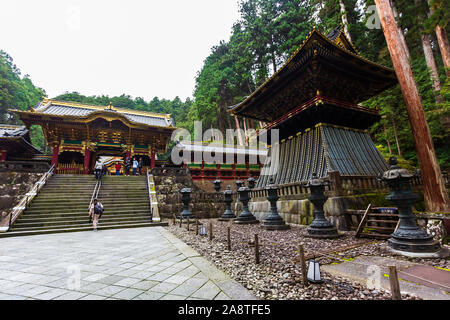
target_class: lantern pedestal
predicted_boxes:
[305,174,338,238]
[234,187,259,225]
[379,158,444,257]
[180,184,194,220]
[262,179,289,230]
[219,185,236,221]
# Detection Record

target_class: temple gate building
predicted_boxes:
[228,27,398,189]
[174,140,266,183]
[0,124,50,172]
[11,99,176,174]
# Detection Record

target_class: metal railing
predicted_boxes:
[146,169,154,221]
[88,175,102,215]
[4,164,55,230]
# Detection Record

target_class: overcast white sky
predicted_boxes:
[0,0,241,101]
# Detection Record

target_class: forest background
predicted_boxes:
[1,0,448,170]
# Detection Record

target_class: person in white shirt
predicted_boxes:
[132,158,138,175]
[94,158,103,179]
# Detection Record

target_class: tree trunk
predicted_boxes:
[435,25,450,76]
[383,122,393,155]
[234,116,244,146]
[416,0,443,104]
[375,0,450,212]
[390,113,402,157]
[339,0,352,43]
[427,0,450,75]
[390,0,411,61]
[422,33,444,103]
[243,117,248,146]
[226,114,232,130]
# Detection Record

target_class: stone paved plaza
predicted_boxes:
[0,227,256,300]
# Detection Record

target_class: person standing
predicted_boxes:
[115,162,121,175]
[124,157,130,176]
[132,157,138,176]
[138,157,143,176]
[94,158,102,180]
[88,198,103,232]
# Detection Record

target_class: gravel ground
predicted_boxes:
[165,219,438,300]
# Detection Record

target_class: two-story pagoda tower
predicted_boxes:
[228,27,398,188]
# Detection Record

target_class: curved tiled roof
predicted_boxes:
[33,99,175,128]
[0,125,28,138]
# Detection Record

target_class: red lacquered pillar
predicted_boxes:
[51,143,59,172]
[83,148,91,175]
[150,151,156,169]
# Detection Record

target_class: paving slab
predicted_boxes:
[0,227,255,300]
[398,265,450,292]
[322,255,450,300]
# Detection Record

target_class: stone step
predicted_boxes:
[31,198,149,206]
[0,222,168,238]
[28,200,150,210]
[24,205,150,214]
[15,212,152,223]
[7,173,157,236]
[367,219,398,224]
[35,192,148,199]
[359,233,391,239]
[17,210,151,220]
[12,216,152,228]
[22,207,151,216]
[10,219,155,232]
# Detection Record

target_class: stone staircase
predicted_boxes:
[2,174,166,237]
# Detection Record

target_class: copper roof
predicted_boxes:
[28,99,175,128]
[228,27,397,121]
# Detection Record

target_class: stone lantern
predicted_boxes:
[180,183,193,219]
[219,185,236,220]
[234,186,259,224]
[304,173,338,238]
[247,175,257,189]
[235,179,244,190]
[262,178,289,230]
[378,157,442,256]
[213,179,222,193]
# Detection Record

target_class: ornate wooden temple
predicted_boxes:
[228,27,398,188]
[0,124,50,172]
[174,141,266,182]
[11,99,176,174]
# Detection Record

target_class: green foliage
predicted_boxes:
[191,0,450,171]
[0,50,46,149]
[1,0,449,170]
[53,92,192,131]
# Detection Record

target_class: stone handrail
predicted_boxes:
[0,164,55,231]
[151,167,189,176]
[0,160,50,173]
[147,169,161,222]
[249,171,449,200]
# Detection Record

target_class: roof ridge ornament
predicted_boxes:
[106,102,116,111]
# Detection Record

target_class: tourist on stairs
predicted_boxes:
[94,158,103,180]
[89,198,104,232]
[125,157,130,176]
[138,157,143,175]
[115,162,121,175]
[132,157,138,175]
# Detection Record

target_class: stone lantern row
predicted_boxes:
[178,158,446,257]
[179,174,339,236]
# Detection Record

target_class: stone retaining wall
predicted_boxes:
[0,172,44,221]
[249,194,391,231]
[152,168,225,219]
